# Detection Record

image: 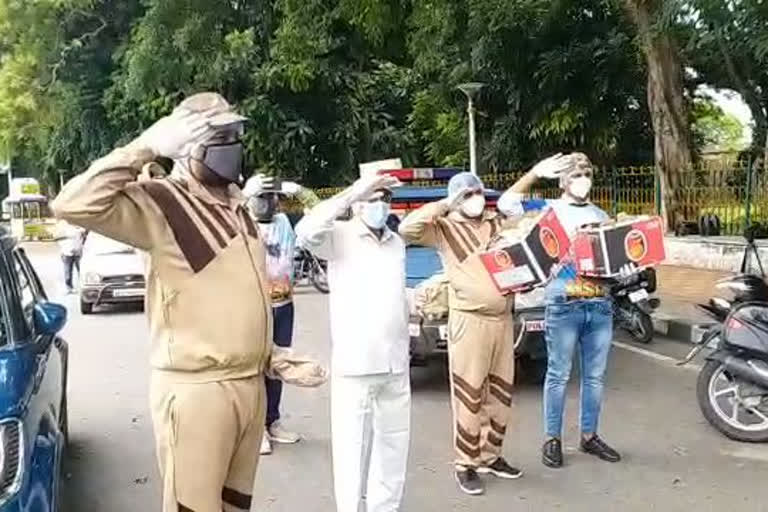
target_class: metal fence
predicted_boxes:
[314,163,768,236]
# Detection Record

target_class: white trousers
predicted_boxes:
[331,372,411,512]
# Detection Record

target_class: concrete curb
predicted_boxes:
[652,312,714,344]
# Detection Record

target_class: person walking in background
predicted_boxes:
[296,169,410,512]
[243,173,319,455]
[55,219,86,294]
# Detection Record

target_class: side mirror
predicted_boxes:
[33,302,68,336]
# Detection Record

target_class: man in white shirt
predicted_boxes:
[296,172,410,512]
[55,219,86,293]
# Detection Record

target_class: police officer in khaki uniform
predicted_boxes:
[53,93,276,512]
[400,171,521,496]
[400,162,569,496]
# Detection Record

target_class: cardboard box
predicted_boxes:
[573,216,666,277]
[479,208,571,293]
[359,159,402,178]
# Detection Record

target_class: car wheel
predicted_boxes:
[80,300,93,315]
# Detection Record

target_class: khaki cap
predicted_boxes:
[174,92,248,128]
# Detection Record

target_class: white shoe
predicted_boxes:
[260,435,272,455]
[267,421,301,444]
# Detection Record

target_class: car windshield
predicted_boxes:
[85,233,134,255]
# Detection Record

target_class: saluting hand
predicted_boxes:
[137,110,217,160]
[349,174,401,202]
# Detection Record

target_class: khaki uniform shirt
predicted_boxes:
[51,142,272,383]
[399,202,513,317]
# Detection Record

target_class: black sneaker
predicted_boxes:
[542,438,563,468]
[455,468,485,496]
[580,435,621,463]
[477,457,523,479]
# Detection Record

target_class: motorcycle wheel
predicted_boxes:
[310,262,330,294]
[696,359,768,442]
[629,311,654,344]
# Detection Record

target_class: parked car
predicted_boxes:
[0,230,69,511]
[395,186,549,383]
[79,233,145,314]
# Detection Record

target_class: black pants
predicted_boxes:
[62,254,80,289]
[266,302,295,427]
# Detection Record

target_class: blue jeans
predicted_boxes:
[543,299,613,438]
[62,254,80,289]
[266,302,294,427]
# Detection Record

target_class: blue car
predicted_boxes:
[0,234,69,511]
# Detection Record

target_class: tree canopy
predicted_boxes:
[0,0,758,193]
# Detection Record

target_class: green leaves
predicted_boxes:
[0,0,665,189]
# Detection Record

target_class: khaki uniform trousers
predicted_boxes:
[150,372,266,512]
[447,309,515,469]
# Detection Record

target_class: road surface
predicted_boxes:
[23,243,768,511]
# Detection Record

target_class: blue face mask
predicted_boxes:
[361,200,390,230]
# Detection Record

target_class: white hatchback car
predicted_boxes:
[79,233,145,314]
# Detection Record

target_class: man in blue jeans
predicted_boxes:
[500,152,628,468]
[245,174,319,455]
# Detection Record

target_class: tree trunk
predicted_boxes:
[624,0,693,231]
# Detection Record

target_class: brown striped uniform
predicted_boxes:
[399,200,516,469]
[52,141,275,511]
[399,201,513,316]
[51,142,272,383]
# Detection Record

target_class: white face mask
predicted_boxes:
[361,200,390,229]
[568,176,592,200]
[461,194,486,218]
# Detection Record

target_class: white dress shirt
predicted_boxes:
[296,198,410,377]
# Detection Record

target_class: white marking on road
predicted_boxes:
[613,341,702,372]
[721,445,768,463]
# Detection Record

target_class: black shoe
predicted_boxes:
[580,435,621,463]
[542,438,563,468]
[477,457,523,479]
[455,468,485,496]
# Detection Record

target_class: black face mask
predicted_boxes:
[254,194,278,222]
[197,141,244,183]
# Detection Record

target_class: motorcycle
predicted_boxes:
[678,275,768,442]
[511,269,659,383]
[611,268,660,344]
[293,247,329,294]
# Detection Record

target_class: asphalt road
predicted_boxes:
[23,243,768,512]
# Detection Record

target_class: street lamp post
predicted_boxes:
[458,82,485,176]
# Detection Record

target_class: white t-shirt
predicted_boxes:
[548,199,610,236]
[56,221,85,256]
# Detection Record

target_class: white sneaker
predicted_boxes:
[267,421,301,444]
[260,435,272,455]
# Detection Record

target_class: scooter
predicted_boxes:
[611,268,660,344]
[678,275,768,442]
[514,269,660,373]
